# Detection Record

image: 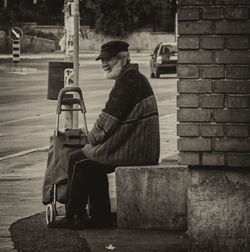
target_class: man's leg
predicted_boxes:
[88,163,116,227]
[66,158,91,219]
[89,171,112,226]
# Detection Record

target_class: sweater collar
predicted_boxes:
[117,63,137,80]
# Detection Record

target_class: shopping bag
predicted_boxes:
[42,129,88,205]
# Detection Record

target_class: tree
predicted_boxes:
[80,0,177,37]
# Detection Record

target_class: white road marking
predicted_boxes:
[0,113,54,125]
[0,146,48,161]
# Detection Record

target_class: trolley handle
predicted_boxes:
[55,87,89,137]
[56,87,87,115]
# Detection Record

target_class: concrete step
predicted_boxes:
[116,161,188,231]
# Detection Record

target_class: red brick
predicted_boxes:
[226,37,249,49]
[225,8,249,20]
[200,36,224,49]
[226,153,250,167]
[177,65,200,78]
[179,0,214,6]
[200,94,224,108]
[201,123,224,137]
[178,7,200,20]
[227,95,250,108]
[226,124,249,137]
[178,152,200,166]
[177,94,199,107]
[214,138,250,151]
[178,137,212,151]
[179,21,214,35]
[178,50,213,64]
[214,109,250,122]
[226,66,250,79]
[177,109,211,122]
[202,7,224,20]
[214,51,250,64]
[202,152,225,166]
[201,65,224,78]
[177,123,199,136]
[177,80,212,93]
[214,80,250,93]
[178,36,200,49]
[215,21,250,34]
[215,0,250,5]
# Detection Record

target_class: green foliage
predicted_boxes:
[23,27,58,40]
[80,0,176,37]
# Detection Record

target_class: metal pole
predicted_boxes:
[73,0,80,128]
[64,0,74,129]
[4,0,7,9]
[175,0,178,42]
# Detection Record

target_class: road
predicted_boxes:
[0,54,177,159]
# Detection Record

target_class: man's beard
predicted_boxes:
[103,60,123,79]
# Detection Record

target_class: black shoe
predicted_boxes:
[71,216,91,230]
[48,217,75,229]
[48,216,91,230]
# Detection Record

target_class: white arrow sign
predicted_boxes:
[11,29,20,39]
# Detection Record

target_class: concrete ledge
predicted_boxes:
[116,161,188,231]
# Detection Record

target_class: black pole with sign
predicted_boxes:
[9,27,23,67]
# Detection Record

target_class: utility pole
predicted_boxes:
[64,0,80,129]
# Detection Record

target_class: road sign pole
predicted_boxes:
[12,40,20,66]
[64,0,74,129]
[73,0,80,128]
[9,27,23,66]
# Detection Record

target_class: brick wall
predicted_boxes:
[177,0,250,167]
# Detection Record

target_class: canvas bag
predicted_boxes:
[42,128,89,205]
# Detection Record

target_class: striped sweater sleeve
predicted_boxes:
[88,112,119,146]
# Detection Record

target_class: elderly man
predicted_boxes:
[50,40,160,229]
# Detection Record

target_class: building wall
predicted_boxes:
[177,0,250,167]
[177,1,250,250]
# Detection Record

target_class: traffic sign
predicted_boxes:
[9,27,23,40]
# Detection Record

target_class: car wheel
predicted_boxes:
[150,72,155,78]
[156,68,160,78]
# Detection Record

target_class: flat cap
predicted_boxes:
[96,40,129,60]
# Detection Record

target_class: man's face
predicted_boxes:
[101,56,123,80]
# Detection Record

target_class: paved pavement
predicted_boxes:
[0,53,180,251]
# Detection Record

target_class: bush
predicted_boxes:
[22,27,57,41]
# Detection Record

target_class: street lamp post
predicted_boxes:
[64,0,80,129]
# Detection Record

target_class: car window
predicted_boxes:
[160,46,170,54]
[159,44,177,55]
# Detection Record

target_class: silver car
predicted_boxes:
[150,42,177,78]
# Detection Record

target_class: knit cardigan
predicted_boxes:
[82,63,160,166]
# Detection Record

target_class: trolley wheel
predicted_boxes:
[46,203,57,224]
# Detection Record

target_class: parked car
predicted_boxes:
[150,42,177,78]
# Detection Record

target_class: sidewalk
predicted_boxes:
[0,113,187,251]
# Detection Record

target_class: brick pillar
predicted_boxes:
[177,0,250,250]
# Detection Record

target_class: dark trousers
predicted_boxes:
[66,149,115,223]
